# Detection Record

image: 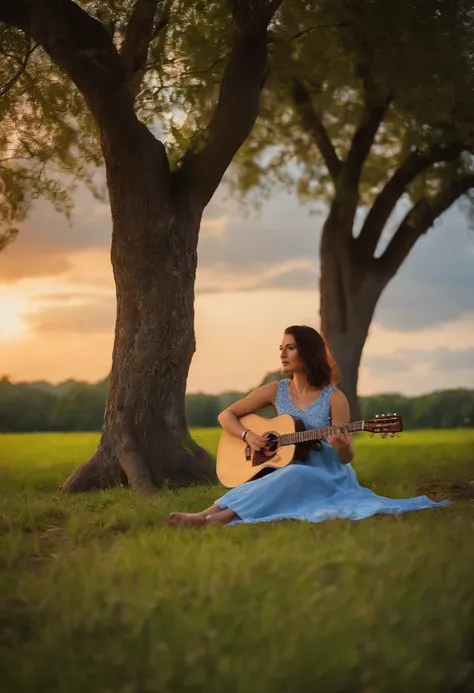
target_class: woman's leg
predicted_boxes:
[205,509,236,525]
[167,503,222,527]
[167,504,236,527]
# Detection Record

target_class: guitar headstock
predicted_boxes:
[364,413,403,436]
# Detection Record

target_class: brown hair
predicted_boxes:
[284,325,337,388]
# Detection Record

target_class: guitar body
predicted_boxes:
[216,413,308,488]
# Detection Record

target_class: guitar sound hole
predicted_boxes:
[265,432,279,452]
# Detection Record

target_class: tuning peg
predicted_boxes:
[380,433,387,439]
[390,433,395,438]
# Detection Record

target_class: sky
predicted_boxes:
[0,175,473,396]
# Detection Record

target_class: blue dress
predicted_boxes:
[215,379,450,524]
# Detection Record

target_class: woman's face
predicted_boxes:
[279,333,306,374]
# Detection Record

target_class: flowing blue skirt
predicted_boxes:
[215,442,450,525]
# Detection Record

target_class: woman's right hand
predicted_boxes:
[244,431,269,452]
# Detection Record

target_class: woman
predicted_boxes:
[167,325,449,527]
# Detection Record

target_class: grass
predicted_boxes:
[1,429,474,693]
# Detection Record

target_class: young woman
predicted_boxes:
[167,325,449,527]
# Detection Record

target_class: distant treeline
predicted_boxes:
[0,375,473,432]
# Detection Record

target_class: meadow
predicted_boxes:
[1,429,474,693]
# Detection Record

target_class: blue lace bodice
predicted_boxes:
[275,378,333,430]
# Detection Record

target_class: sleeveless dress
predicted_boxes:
[214,379,450,524]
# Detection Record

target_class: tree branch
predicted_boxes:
[0,34,39,98]
[230,0,282,32]
[287,22,353,42]
[290,78,342,181]
[0,0,28,26]
[0,227,18,253]
[341,93,391,194]
[119,0,171,89]
[321,88,391,244]
[0,0,137,135]
[178,0,282,207]
[376,174,474,282]
[358,141,467,258]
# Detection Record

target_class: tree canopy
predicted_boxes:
[3,1,473,238]
[0,1,268,226]
[171,0,474,213]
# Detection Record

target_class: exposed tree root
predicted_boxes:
[61,446,125,493]
[119,429,157,496]
[61,430,217,495]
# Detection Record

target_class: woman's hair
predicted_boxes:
[284,325,337,387]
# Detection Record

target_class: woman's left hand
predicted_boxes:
[327,426,352,452]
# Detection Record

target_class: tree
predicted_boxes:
[0,0,282,493]
[185,393,221,428]
[164,0,474,418]
[253,0,474,418]
[0,378,57,432]
[52,382,107,431]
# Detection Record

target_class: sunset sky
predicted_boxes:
[0,176,473,396]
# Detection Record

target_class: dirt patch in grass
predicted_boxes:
[416,478,474,502]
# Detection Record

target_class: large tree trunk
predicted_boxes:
[63,126,216,494]
[319,227,384,422]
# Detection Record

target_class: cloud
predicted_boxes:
[258,263,318,290]
[198,190,323,271]
[364,346,474,376]
[2,172,473,337]
[374,207,474,331]
[196,259,318,294]
[431,347,474,371]
[364,351,416,376]
[1,280,473,395]
[198,190,474,332]
[0,186,112,283]
[26,294,116,334]
[200,215,229,240]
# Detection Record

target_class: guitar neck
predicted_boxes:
[278,421,363,447]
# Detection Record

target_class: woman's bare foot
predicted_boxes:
[166,511,206,527]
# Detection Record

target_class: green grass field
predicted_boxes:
[1,430,474,693]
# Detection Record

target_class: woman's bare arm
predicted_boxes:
[217,381,278,447]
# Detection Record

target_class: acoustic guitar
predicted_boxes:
[216,413,403,488]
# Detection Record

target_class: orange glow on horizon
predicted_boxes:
[0,294,29,341]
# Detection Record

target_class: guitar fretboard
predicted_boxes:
[278,421,363,447]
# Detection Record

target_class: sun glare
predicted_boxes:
[0,295,28,341]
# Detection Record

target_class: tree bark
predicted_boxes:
[319,224,384,422]
[63,124,217,493]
